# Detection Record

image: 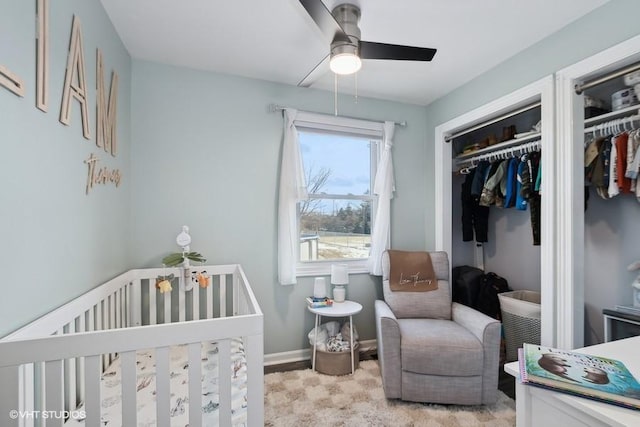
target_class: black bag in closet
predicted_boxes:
[452,265,484,307]
[452,267,511,320]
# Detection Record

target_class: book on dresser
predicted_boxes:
[306,296,333,308]
[518,343,640,410]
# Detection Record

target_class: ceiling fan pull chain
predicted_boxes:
[355,72,358,104]
[334,73,338,116]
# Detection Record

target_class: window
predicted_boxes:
[277,109,394,284]
[297,129,379,275]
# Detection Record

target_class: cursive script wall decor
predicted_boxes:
[0,0,122,195]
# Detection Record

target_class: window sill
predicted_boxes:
[297,260,370,277]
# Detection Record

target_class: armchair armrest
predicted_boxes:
[452,302,500,344]
[452,302,501,404]
[375,300,402,398]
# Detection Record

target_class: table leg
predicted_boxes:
[312,314,319,371]
[349,315,354,374]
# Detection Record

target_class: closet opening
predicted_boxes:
[450,104,543,308]
[435,75,555,350]
[577,59,640,346]
[556,34,640,349]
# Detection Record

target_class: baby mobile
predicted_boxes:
[156,225,209,293]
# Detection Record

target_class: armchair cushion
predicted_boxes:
[382,251,451,319]
[398,319,483,376]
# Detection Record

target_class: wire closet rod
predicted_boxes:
[457,139,541,167]
[583,113,640,136]
[575,61,640,94]
[444,101,541,142]
[268,104,407,127]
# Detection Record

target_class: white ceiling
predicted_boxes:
[100,0,610,106]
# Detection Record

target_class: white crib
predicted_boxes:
[0,264,264,427]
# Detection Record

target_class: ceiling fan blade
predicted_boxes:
[299,0,350,43]
[360,41,437,61]
[298,54,330,87]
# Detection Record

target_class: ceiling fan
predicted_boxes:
[297,0,437,87]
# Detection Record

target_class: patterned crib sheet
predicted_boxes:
[65,338,248,427]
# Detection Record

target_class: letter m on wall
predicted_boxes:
[97,49,119,156]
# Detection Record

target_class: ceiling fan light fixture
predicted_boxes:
[330,52,362,75]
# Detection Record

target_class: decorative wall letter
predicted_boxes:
[0,65,25,97]
[36,0,49,111]
[60,15,91,139]
[96,49,119,156]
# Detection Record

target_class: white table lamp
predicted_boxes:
[331,264,349,303]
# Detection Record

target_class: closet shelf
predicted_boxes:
[455,132,541,161]
[584,104,640,127]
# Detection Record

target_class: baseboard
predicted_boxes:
[264,339,377,366]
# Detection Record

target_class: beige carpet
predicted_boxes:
[265,360,516,426]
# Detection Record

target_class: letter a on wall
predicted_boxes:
[60,15,91,139]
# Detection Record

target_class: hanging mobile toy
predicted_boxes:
[161,226,207,292]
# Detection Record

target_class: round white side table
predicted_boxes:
[308,300,363,374]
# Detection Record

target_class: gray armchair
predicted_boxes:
[375,250,501,405]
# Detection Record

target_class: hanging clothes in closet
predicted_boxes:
[458,144,542,246]
[585,126,640,205]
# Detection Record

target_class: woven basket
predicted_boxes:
[313,342,359,375]
[499,291,541,362]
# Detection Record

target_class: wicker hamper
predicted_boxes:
[498,290,541,362]
[313,342,359,375]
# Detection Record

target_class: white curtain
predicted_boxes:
[278,109,308,285]
[368,121,396,275]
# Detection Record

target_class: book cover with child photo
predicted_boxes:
[519,343,640,410]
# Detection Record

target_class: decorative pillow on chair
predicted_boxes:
[381,250,451,319]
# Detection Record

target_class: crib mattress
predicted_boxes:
[65,338,247,427]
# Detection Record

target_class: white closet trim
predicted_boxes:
[434,75,556,347]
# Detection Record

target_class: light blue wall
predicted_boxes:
[130,60,428,354]
[0,0,131,337]
[425,0,640,345]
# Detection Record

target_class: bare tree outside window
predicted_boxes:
[298,131,376,262]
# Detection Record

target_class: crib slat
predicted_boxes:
[149,279,157,325]
[45,359,64,427]
[65,321,77,413]
[164,288,171,324]
[218,339,232,427]
[246,334,264,427]
[121,350,137,426]
[84,355,101,427]
[192,282,200,320]
[188,343,202,427]
[155,346,170,427]
[132,279,142,327]
[179,274,186,322]
[219,275,227,318]
[206,282,213,319]
[115,288,121,330]
[77,314,86,408]
[20,363,35,427]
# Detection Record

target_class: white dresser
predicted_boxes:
[504,336,640,427]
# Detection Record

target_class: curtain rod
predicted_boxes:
[444,101,541,143]
[268,104,407,127]
[575,62,640,94]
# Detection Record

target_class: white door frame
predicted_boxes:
[555,34,640,350]
[434,76,557,347]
